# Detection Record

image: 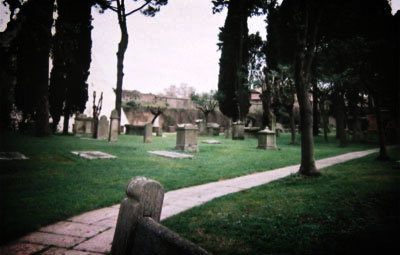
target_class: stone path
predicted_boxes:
[0,148,382,255]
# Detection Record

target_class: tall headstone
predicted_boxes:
[144,123,152,143]
[97,115,109,140]
[84,118,94,134]
[73,114,86,136]
[257,128,277,150]
[176,124,199,152]
[232,121,245,140]
[196,119,206,136]
[109,109,119,142]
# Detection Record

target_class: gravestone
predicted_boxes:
[148,151,195,159]
[176,124,199,152]
[196,119,206,136]
[0,152,29,160]
[207,122,220,136]
[258,128,277,150]
[109,109,119,142]
[156,127,163,137]
[97,115,109,140]
[71,151,116,159]
[225,127,231,139]
[74,114,86,136]
[144,123,152,143]
[232,121,245,140]
[84,118,93,134]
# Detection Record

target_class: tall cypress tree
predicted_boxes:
[49,0,94,133]
[13,0,54,136]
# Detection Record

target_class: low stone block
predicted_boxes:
[201,140,221,144]
[148,151,194,159]
[0,152,28,160]
[71,151,116,160]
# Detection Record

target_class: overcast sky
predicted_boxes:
[0,0,399,118]
[89,0,266,96]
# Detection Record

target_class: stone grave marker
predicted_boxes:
[0,152,29,160]
[257,128,277,150]
[176,124,199,152]
[201,140,221,144]
[232,121,245,140]
[207,122,220,136]
[71,151,116,159]
[97,115,109,140]
[148,151,194,159]
[109,109,119,142]
[144,123,152,143]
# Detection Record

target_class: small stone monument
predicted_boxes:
[109,109,119,142]
[97,115,109,140]
[84,118,94,134]
[144,123,152,143]
[196,119,206,136]
[232,121,245,140]
[176,124,199,152]
[258,128,277,150]
[74,114,86,136]
[225,127,231,139]
[156,127,163,137]
[207,122,220,136]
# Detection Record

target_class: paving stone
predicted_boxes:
[0,152,28,160]
[91,217,117,228]
[148,150,194,159]
[71,151,116,160]
[74,228,114,254]
[0,242,47,255]
[39,221,108,238]
[201,140,221,144]
[69,207,119,224]
[40,247,104,255]
[20,232,85,248]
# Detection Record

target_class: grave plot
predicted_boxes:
[71,151,116,160]
[201,140,221,144]
[148,151,195,159]
[0,152,29,160]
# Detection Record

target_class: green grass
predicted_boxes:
[162,148,400,255]
[0,132,376,244]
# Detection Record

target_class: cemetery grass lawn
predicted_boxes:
[0,132,377,244]
[162,148,400,255]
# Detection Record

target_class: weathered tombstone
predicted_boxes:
[258,128,277,150]
[111,177,164,255]
[109,109,119,142]
[84,117,94,134]
[207,122,220,136]
[111,177,210,255]
[144,123,152,143]
[156,127,163,137]
[74,114,86,136]
[176,124,199,152]
[232,121,245,140]
[224,128,231,139]
[196,119,207,136]
[97,115,109,140]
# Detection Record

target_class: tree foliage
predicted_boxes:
[190,90,219,123]
[49,0,95,133]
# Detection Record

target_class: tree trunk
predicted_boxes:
[312,81,320,136]
[374,97,389,160]
[335,90,347,147]
[115,15,128,135]
[320,99,329,143]
[35,0,54,137]
[289,105,297,145]
[63,114,69,135]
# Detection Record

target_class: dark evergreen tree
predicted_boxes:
[49,0,95,134]
[13,0,54,136]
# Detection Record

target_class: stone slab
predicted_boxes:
[148,151,194,159]
[0,242,47,255]
[40,247,104,255]
[74,228,115,254]
[201,140,221,144]
[69,207,119,225]
[71,151,116,160]
[91,217,118,228]
[0,152,29,160]
[39,221,108,238]
[19,232,85,248]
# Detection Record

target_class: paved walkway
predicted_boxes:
[1,148,381,255]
